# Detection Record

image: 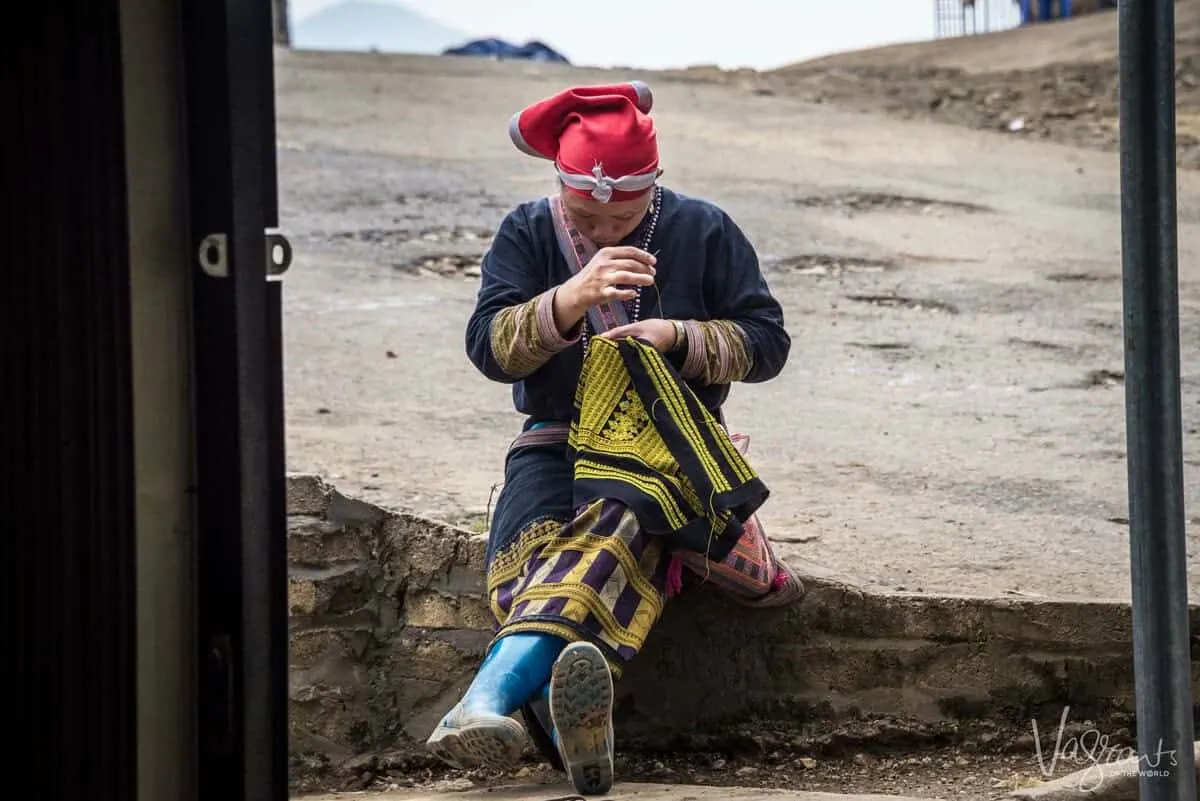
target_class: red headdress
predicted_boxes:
[508,81,659,203]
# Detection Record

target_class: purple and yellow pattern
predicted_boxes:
[487,499,670,677]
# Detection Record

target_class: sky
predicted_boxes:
[289,0,1023,71]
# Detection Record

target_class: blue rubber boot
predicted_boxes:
[527,681,561,750]
[548,642,615,795]
[461,632,565,715]
[425,633,565,769]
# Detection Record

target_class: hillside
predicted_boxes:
[292,0,470,54]
[752,4,1200,168]
[783,6,1142,75]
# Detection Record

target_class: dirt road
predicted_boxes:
[275,47,1200,603]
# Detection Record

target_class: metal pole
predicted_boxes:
[1118,0,1197,799]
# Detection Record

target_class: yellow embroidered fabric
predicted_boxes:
[567,335,766,558]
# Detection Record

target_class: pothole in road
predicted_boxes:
[846,341,914,361]
[393,191,507,211]
[413,226,493,244]
[848,341,911,351]
[1030,368,1125,392]
[1008,337,1075,353]
[792,192,992,216]
[325,226,493,247]
[844,294,960,314]
[1045,271,1119,284]
[1077,369,1124,388]
[396,253,482,277]
[327,227,414,246]
[772,253,897,277]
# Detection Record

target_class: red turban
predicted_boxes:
[508,81,659,203]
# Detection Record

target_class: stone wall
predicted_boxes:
[286,473,1200,786]
[287,474,492,778]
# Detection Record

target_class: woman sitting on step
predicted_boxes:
[425,81,804,795]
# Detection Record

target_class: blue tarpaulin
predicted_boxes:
[443,38,569,64]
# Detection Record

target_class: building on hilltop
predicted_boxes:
[934,0,1116,39]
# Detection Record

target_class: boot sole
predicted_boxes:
[425,713,527,770]
[548,642,615,795]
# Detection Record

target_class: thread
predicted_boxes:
[485,481,502,529]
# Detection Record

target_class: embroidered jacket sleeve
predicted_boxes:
[679,211,790,385]
[465,208,579,383]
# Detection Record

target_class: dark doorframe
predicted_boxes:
[9,2,139,799]
[181,0,290,797]
[12,0,289,799]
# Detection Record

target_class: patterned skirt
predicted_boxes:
[484,337,803,676]
[486,442,672,674]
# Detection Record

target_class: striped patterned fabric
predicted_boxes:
[486,498,671,676]
[668,431,805,607]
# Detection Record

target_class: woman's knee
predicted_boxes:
[497,446,573,505]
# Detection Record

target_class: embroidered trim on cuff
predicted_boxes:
[536,287,582,350]
[678,319,754,385]
[489,289,578,378]
[681,320,706,379]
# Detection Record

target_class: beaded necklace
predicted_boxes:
[580,185,662,354]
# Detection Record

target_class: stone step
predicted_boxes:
[284,473,1200,792]
[300,780,945,801]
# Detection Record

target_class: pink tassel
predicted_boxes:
[665,555,683,597]
[772,568,790,591]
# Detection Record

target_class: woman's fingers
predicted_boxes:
[604,258,655,276]
[599,246,657,267]
[606,270,655,287]
[602,286,638,301]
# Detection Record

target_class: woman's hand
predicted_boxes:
[553,246,657,334]
[600,319,681,353]
[568,246,656,303]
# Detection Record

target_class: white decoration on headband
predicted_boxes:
[558,161,658,203]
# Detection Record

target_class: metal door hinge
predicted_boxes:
[197,231,293,279]
[266,231,292,280]
[197,233,228,277]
